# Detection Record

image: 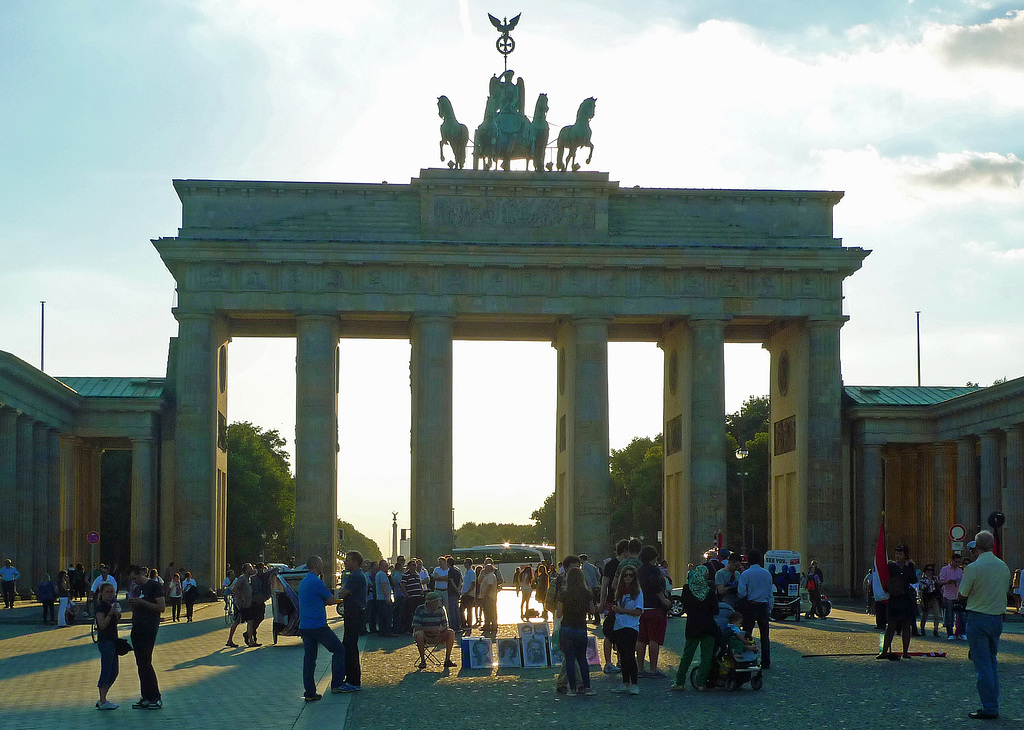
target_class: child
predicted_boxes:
[724,611,758,664]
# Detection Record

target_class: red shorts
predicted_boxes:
[638,608,667,645]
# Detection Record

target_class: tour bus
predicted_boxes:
[450,543,556,588]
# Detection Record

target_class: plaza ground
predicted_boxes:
[1,590,1022,730]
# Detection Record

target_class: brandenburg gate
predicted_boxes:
[155,169,867,587]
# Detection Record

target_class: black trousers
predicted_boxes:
[130,622,161,701]
[343,607,364,687]
[741,601,771,669]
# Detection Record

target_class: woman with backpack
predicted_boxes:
[37,574,57,625]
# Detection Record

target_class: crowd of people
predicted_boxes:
[1,528,1018,718]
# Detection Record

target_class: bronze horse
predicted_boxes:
[557,97,596,171]
[473,93,549,171]
[437,95,469,170]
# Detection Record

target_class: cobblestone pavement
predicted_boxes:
[2,593,1023,730]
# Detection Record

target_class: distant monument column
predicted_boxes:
[295,314,340,576]
[554,318,610,560]
[806,318,846,587]
[689,318,728,559]
[410,315,454,562]
[1004,426,1024,571]
[173,312,223,589]
[956,437,979,532]
[979,431,1002,524]
[130,437,157,566]
[0,408,17,563]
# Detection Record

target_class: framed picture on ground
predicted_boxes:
[586,635,601,666]
[497,638,521,667]
[465,637,494,669]
[518,622,549,638]
[549,640,565,666]
[522,634,549,667]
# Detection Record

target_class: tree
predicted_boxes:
[337,519,383,564]
[610,435,664,543]
[530,491,556,544]
[226,422,295,568]
[455,522,542,548]
[726,396,770,553]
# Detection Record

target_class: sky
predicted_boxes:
[2,1,1023,557]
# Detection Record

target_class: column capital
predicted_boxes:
[172,308,215,323]
[806,315,849,328]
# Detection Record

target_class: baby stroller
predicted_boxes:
[691,603,764,691]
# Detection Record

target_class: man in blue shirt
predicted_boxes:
[337,551,367,689]
[298,555,353,700]
[737,550,774,669]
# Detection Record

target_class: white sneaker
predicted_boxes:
[947,635,956,641]
[603,663,620,674]
[97,702,119,710]
[611,685,630,693]
[629,685,640,696]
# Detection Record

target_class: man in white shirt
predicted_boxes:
[460,558,477,634]
[737,550,774,669]
[89,564,118,614]
[0,560,20,609]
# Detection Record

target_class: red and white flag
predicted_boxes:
[871,522,889,601]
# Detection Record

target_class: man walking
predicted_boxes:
[1,559,21,609]
[249,563,274,644]
[226,563,254,648]
[127,565,165,709]
[297,554,352,700]
[737,550,774,669]
[580,554,601,623]
[959,530,1010,720]
[445,556,462,634]
[373,559,394,637]
[337,551,367,690]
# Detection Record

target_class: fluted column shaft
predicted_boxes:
[1003,426,1024,570]
[295,314,340,576]
[46,428,61,576]
[861,444,884,578]
[689,318,727,564]
[410,316,454,564]
[0,408,18,563]
[956,437,979,533]
[979,431,1002,527]
[806,319,845,587]
[15,416,34,590]
[131,438,157,566]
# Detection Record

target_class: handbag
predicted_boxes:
[115,638,134,656]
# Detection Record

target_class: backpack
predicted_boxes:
[37,581,55,602]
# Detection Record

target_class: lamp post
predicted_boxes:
[735,446,749,554]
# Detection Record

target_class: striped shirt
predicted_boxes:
[411,604,448,632]
[402,570,424,600]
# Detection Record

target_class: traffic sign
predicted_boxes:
[952,541,965,551]
[949,524,966,541]
[87,531,100,544]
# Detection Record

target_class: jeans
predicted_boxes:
[482,595,498,631]
[392,595,406,633]
[1,581,15,608]
[42,601,55,623]
[943,597,964,637]
[676,634,715,687]
[615,627,639,684]
[373,599,393,634]
[130,622,161,701]
[966,611,1002,715]
[299,625,346,697]
[741,601,772,668]
[343,607,364,687]
[97,638,119,689]
[446,594,460,633]
[559,626,590,690]
[169,597,181,621]
[404,596,423,633]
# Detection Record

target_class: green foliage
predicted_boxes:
[726,396,770,552]
[226,422,295,568]
[610,435,664,543]
[337,519,383,564]
[530,491,556,544]
[455,522,543,548]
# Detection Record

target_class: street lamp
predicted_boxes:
[735,447,749,553]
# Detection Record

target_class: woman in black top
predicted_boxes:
[556,567,596,694]
[671,565,718,690]
[534,565,550,621]
[94,582,121,710]
[878,544,917,659]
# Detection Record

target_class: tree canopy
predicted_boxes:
[338,519,383,564]
[225,421,295,568]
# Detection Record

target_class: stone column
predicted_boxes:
[689,318,727,564]
[978,431,1002,528]
[934,443,954,564]
[956,437,979,533]
[15,416,34,590]
[46,429,61,576]
[0,408,18,563]
[806,318,845,591]
[861,444,884,578]
[32,422,50,578]
[295,314,340,575]
[1003,426,1024,571]
[131,438,157,566]
[554,318,611,560]
[59,435,79,569]
[410,315,453,564]
[174,312,219,589]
